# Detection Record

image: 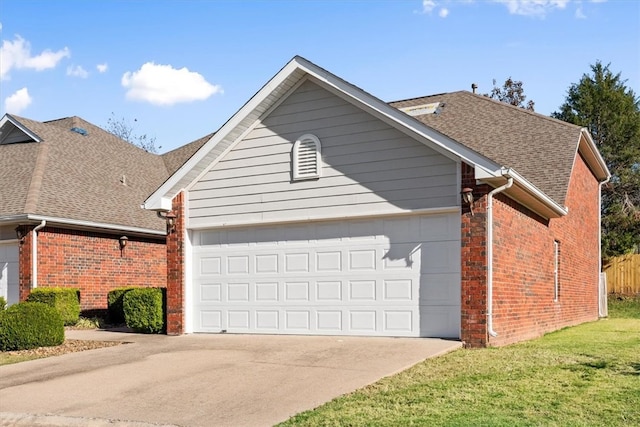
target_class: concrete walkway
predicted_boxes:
[0,329,461,427]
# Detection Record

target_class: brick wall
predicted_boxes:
[489,152,600,346]
[18,226,166,311]
[460,162,490,347]
[166,191,186,335]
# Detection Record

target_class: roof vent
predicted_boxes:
[70,127,88,136]
[399,102,444,117]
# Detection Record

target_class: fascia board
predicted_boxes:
[483,168,568,218]
[25,215,165,236]
[578,129,611,181]
[0,114,42,143]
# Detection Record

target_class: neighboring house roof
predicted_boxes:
[0,114,178,234]
[161,132,213,176]
[144,56,609,220]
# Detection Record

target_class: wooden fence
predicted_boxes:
[603,254,640,295]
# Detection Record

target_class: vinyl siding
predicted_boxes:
[189,80,458,228]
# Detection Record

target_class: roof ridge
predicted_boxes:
[456,91,583,131]
[23,137,49,214]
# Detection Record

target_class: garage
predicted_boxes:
[0,242,19,306]
[190,213,460,338]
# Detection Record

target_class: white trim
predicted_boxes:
[143,56,504,211]
[186,206,460,231]
[0,239,19,245]
[504,169,569,217]
[578,129,610,181]
[0,114,43,143]
[25,215,165,236]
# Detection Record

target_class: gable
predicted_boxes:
[187,80,459,228]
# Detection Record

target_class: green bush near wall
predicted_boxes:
[27,288,80,326]
[0,302,65,351]
[123,288,165,333]
[107,287,137,324]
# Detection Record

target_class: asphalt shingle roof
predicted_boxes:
[389,91,584,206]
[0,115,184,232]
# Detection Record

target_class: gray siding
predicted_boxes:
[189,80,458,228]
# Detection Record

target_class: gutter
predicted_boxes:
[487,173,514,338]
[31,220,46,289]
[0,214,165,237]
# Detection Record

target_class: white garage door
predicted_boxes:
[191,214,460,337]
[0,242,19,306]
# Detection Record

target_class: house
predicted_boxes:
[0,115,206,312]
[144,56,610,347]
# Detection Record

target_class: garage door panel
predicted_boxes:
[192,214,460,337]
[0,243,19,306]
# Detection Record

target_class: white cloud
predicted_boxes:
[422,0,437,13]
[575,5,586,18]
[67,65,88,78]
[0,35,70,80]
[439,7,450,17]
[121,62,222,106]
[492,0,570,17]
[97,63,108,73]
[4,87,32,114]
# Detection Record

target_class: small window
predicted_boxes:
[554,240,560,302]
[292,134,322,180]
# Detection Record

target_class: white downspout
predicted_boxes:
[31,220,46,289]
[598,177,610,317]
[487,175,513,338]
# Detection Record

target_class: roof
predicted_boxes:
[143,56,609,219]
[390,92,592,206]
[0,115,194,234]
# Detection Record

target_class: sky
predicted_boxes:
[1,0,638,154]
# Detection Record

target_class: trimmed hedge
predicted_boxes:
[0,302,65,351]
[107,287,136,324]
[123,288,165,333]
[0,296,6,311]
[27,288,80,326]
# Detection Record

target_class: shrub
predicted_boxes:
[0,302,64,351]
[0,296,6,310]
[107,287,136,324]
[27,288,80,326]
[123,288,165,333]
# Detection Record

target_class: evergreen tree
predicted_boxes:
[553,62,640,258]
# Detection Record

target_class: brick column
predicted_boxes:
[166,191,186,335]
[17,225,33,302]
[460,163,490,348]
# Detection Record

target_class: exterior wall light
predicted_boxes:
[15,226,25,243]
[119,236,129,256]
[165,211,177,234]
[461,187,475,215]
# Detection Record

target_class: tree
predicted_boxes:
[106,113,161,153]
[552,62,640,258]
[484,77,535,111]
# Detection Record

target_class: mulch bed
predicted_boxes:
[4,338,122,358]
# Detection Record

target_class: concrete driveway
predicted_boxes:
[0,329,461,427]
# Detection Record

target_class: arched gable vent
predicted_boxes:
[292,134,322,180]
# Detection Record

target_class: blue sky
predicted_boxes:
[1,0,638,153]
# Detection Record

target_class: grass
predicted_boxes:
[280,296,640,427]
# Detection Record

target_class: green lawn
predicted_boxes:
[281,297,640,426]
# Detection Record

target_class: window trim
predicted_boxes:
[292,134,322,181]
